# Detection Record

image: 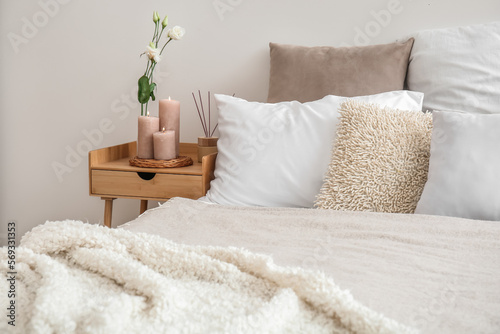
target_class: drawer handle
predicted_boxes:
[137,172,156,181]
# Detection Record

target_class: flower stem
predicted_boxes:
[150,66,155,83]
[151,22,158,43]
[160,38,172,55]
[146,62,156,79]
[156,27,165,47]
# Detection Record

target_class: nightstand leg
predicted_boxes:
[140,200,148,214]
[102,197,115,228]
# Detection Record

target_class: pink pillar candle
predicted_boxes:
[153,129,176,160]
[159,98,180,157]
[137,114,159,158]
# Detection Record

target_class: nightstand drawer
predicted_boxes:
[91,170,203,199]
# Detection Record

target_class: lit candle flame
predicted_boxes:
[146,110,150,117]
[168,96,171,100]
[162,127,166,132]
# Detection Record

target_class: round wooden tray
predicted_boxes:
[129,156,193,168]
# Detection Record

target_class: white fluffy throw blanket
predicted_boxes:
[0,221,416,334]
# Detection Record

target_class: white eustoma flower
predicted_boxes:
[167,26,185,40]
[145,44,161,63]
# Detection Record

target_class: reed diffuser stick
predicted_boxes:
[208,91,211,138]
[192,92,208,136]
[192,91,231,137]
[210,123,218,137]
[198,90,207,135]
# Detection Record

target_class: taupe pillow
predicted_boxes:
[315,100,432,213]
[267,39,414,103]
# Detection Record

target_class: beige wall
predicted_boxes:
[1,0,499,245]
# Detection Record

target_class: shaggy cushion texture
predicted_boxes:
[267,39,414,103]
[315,100,432,213]
[0,220,415,334]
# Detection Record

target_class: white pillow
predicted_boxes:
[205,91,423,207]
[407,21,500,114]
[415,111,500,221]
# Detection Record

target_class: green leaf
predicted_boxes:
[137,75,150,104]
[149,83,156,101]
[149,82,156,93]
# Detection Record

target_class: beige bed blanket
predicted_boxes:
[122,197,500,334]
[0,219,414,334]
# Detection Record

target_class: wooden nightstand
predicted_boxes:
[89,141,216,227]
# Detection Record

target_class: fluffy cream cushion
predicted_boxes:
[315,100,432,213]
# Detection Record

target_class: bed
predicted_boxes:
[1,21,500,334]
[121,197,500,333]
